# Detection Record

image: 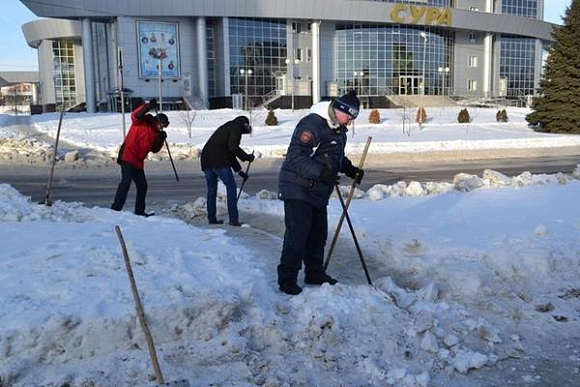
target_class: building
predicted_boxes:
[20,0,555,113]
[0,71,40,113]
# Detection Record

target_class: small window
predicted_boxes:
[468,79,478,91]
[469,55,478,68]
[469,32,476,43]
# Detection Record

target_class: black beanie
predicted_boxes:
[156,113,169,127]
[332,90,360,119]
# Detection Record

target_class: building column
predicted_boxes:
[82,18,96,113]
[483,32,493,96]
[196,17,209,108]
[311,21,320,104]
[31,82,39,105]
[222,17,231,97]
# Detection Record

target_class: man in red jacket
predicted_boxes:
[111,98,168,216]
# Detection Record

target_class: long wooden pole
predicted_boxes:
[324,136,372,271]
[41,107,65,206]
[115,225,165,384]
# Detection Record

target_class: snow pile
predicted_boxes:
[1,173,580,386]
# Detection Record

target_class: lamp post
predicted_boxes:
[285,58,300,110]
[240,68,253,111]
[420,32,427,97]
[438,66,450,95]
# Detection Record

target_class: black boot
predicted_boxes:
[279,282,303,295]
[304,273,338,286]
[209,219,224,224]
[135,211,155,217]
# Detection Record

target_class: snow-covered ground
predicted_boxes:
[1,107,580,386]
[2,106,580,164]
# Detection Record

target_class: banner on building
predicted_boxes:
[136,21,180,78]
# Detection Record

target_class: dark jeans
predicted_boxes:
[111,161,148,215]
[204,167,239,223]
[278,200,328,286]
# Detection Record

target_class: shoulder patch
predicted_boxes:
[299,130,313,144]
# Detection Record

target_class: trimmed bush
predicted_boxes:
[265,109,278,126]
[496,109,508,123]
[457,108,471,123]
[416,107,427,124]
[368,109,381,124]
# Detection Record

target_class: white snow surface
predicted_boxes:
[1,107,580,386]
[3,106,580,159]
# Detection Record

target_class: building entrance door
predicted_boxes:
[399,76,421,95]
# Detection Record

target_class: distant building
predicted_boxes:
[20,0,555,113]
[0,71,39,113]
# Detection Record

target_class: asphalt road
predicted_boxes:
[1,154,579,209]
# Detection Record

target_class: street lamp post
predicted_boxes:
[285,58,300,111]
[420,32,427,97]
[240,68,253,111]
[438,66,450,95]
[158,58,163,111]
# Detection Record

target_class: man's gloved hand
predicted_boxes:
[247,153,255,162]
[238,171,249,181]
[319,165,339,185]
[157,130,167,141]
[344,165,364,185]
[147,98,158,111]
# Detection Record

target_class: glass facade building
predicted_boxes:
[21,0,554,111]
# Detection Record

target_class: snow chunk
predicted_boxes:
[533,224,549,238]
[255,189,277,200]
[452,350,488,373]
[483,169,512,187]
[453,173,483,192]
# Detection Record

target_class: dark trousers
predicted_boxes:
[278,200,328,286]
[111,161,148,215]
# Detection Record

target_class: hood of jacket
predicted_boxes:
[309,101,340,129]
[231,115,251,133]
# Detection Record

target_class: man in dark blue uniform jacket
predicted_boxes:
[277,90,365,295]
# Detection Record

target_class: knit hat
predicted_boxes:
[156,113,169,127]
[332,90,360,119]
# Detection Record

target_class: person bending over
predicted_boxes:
[200,116,254,226]
[111,98,168,216]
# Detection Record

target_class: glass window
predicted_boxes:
[229,18,287,101]
[52,40,77,109]
[335,24,453,96]
[500,34,536,96]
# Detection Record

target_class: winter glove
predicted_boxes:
[157,130,167,141]
[319,165,339,185]
[345,165,364,185]
[147,98,158,111]
[238,171,249,181]
[246,153,255,162]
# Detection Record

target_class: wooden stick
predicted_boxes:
[115,225,164,384]
[324,136,372,271]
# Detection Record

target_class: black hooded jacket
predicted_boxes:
[200,116,253,172]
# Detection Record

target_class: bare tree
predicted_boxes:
[179,96,197,138]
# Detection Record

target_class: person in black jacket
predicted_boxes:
[277,90,364,295]
[200,116,255,226]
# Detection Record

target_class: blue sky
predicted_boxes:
[0,0,573,72]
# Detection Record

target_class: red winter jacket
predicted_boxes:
[119,103,164,169]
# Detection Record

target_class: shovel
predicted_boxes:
[115,225,190,387]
